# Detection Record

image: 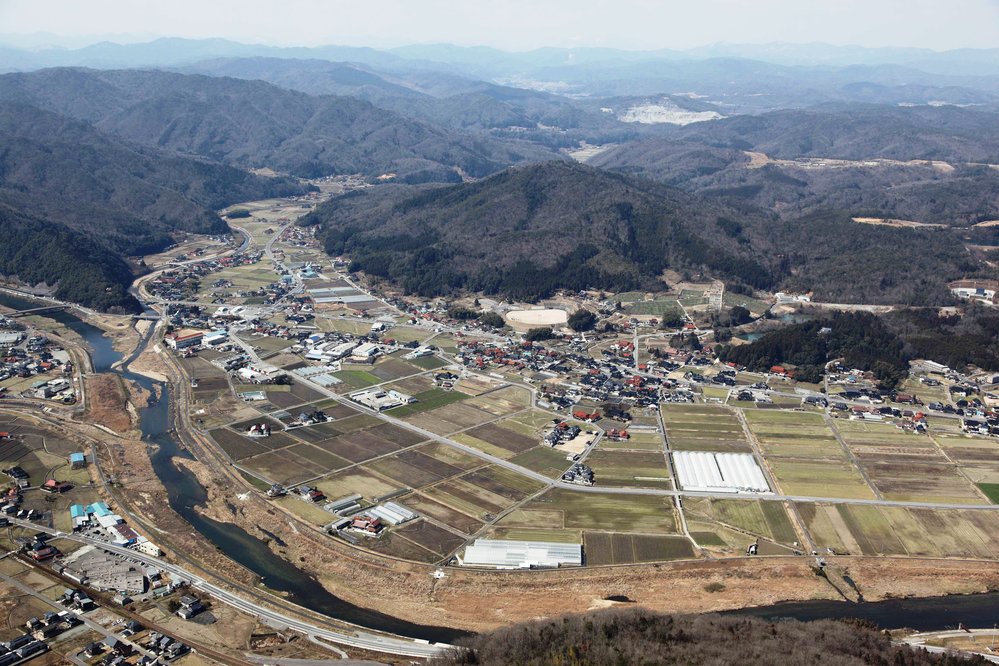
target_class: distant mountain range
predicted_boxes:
[0,39,996,311]
[2,38,999,110]
[589,105,999,226]
[0,90,311,311]
[0,68,560,181]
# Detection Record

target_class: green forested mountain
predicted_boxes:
[302,162,979,304]
[0,68,560,181]
[305,161,772,299]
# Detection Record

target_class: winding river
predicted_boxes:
[4,291,999,637]
[0,292,467,643]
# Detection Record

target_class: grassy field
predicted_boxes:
[796,502,999,558]
[599,431,663,451]
[408,355,449,370]
[333,370,382,389]
[508,446,570,478]
[622,300,684,318]
[387,389,470,417]
[979,483,999,503]
[860,460,983,504]
[683,498,798,545]
[745,410,843,459]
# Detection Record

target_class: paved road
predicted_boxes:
[228,330,999,511]
[15,522,450,659]
[902,629,999,663]
[0,566,153,660]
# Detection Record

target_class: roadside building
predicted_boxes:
[164,329,204,350]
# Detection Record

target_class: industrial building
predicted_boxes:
[349,388,415,411]
[673,451,770,493]
[164,329,204,350]
[460,538,583,569]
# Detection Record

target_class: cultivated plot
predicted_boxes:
[662,404,751,452]
[522,489,679,533]
[797,502,999,559]
[745,410,843,459]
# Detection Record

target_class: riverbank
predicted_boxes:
[9,275,999,645]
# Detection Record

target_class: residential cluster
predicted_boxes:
[0,326,75,402]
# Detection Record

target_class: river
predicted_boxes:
[5,291,999,636]
[0,291,467,643]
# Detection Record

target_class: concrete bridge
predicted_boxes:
[7,304,69,318]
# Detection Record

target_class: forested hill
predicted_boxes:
[303,161,980,305]
[0,100,310,312]
[304,161,773,300]
[0,205,138,312]
[590,106,999,226]
[0,68,560,182]
[672,105,999,163]
[428,608,983,666]
[0,100,306,255]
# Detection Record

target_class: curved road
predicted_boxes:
[16,520,450,659]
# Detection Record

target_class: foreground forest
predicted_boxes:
[429,608,983,666]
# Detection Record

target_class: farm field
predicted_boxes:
[979,483,999,503]
[859,459,983,503]
[421,474,521,521]
[744,410,844,459]
[682,498,798,545]
[831,420,986,502]
[662,404,751,452]
[933,433,999,465]
[464,385,532,416]
[583,450,672,488]
[217,411,432,484]
[767,459,876,499]
[599,431,663,451]
[583,532,695,565]
[523,489,679,533]
[390,390,473,419]
[361,519,467,563]
[622,299,684,318]
[797,503,999,558]
[332,369,381,390]
[508,446,571,478]
[497,409,555,439]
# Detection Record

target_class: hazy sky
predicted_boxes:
[1,0,998,51]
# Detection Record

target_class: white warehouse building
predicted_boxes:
[460,538,582,569]
[673,451,770,494]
